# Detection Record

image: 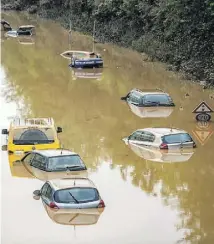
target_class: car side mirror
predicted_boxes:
[57,127,62,133]
[14,160,21,164]
[2,129,8,135]
[120,97,127,101]
[33,190,41,197]
[1,145,8,151]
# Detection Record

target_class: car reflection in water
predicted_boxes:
[17,36,35,45]
[127,143,195,163]
[71,68,103,80]
[44,204,104,226]
[9,154,88,181]
[128,103,174,118]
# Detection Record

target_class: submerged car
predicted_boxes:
[5,25,35,37]
[14,149,87,174]
[60,50,103,68]
[128,143,195,163]
[33,178,105,209]
[121,88,175,107]
[44,204,104,226]
[123,128,196,150]
[1,117,63,154]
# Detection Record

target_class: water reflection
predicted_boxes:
[128,103,174,118]
[71,68,103,80]
[44,204,104,226]
[127,143,195,163]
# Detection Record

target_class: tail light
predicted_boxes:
[98,199,105,208]
[160,143,168,149]
[49,202,59,209]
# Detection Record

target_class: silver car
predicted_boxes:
[123,128,196,150]
[33,178,105,209]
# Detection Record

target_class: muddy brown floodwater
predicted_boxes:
[1,12,214,244]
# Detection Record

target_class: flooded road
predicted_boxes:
[1,12,214,244]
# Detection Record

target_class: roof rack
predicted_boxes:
[12,117,54,127]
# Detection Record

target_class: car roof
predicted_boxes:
[19,25,35,28]
[130,88,170,96]
[10,117,54,129]
[137,127,188,136]
[33,149,78,157]
[49,178,96,190]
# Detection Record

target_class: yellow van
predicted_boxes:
[2,117,63,154]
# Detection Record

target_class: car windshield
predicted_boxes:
[13,128,55,145]
[143,94,174,106]
[47,155,85,171]
[162,133,193,144]
[54,187,99,204]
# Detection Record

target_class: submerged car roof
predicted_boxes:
[49,178,96,190]
[33,149,78,157]
[138,128,188,136]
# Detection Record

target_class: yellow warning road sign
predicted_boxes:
[192,101,213,113]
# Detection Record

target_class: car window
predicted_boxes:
[54,187,99,204]
[12,128,55,145]
[129,131,143,140]
[142,94,173,105]
[162,133,193,144]
[46,185,53,200]
[127,92,141,104]
[41,182,49,196]
[22,153,35,164]
[31,154,46,170]
[141,132,155,142]
[47,155,85,171]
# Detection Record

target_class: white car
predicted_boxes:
[123,128,196,150]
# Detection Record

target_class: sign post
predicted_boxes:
[192,101,213,122]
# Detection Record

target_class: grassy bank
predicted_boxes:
[2,0,214,86]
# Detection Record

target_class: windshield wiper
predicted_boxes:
[69,192,79,203]
[66,166,81,170]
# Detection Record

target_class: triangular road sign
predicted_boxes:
[192,130,213,146]
[192,101,213,113]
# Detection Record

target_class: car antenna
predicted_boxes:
[74,180,76,186]
[61,149,62,155]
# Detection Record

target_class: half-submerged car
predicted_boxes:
[6,25,35,37]
[1,117,63,154]
[14,149,87,175]
[128,143,195,163]
[44,205,104,226]
[60,50,103,68]
[123,128,196,150]
[33,178,105,209]
[121,88,175,107]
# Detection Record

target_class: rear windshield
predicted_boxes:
[47,155,85,171]
[13,128,55,145]
[143,94,174,105]
[54,187,99,204]
[162,133,193,144]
